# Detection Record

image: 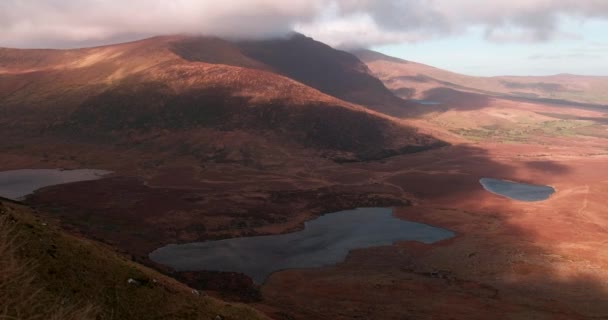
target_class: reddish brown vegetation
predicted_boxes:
[0,36,442,162]
[3,36,608,320]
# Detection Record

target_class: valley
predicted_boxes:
[2,34,608,319]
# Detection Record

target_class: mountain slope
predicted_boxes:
[0,36,443,163]
[354,49,608,106]
[0,199,268,320]
[165,34,415,116]
[0,36,440,164]
[235,34,414,116]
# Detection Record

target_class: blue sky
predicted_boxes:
[373,18,608,76]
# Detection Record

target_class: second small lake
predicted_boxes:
[149,207,454,283]
[480,178,555,202]
[0,169,111,200]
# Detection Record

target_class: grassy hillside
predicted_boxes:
[167,34,413,116]
[0,36,443,163]
[235,34,414,116]
[0,199,268,320]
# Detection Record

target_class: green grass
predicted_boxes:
[451,120,606,143]
[538,120,584,136]
[451,126,531,143]
[573,124,608,139]
[0,201,268,320]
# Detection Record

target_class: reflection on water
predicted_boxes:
[150,207,454,283]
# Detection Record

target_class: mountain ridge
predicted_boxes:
[353,49,608,106]
[0,35,445,164]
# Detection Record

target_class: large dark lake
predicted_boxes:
[149,207,454,283]
[0,169,110,200]
[480,178,555,202]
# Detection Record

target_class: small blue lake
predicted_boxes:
[480,178,555,202]
[149,207,454,283]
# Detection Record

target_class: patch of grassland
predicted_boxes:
[451,119,604,143]
[450,125,532,143]
[0,200,268,320]
[573,124,608,139]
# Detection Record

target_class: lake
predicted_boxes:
[149,207,454,283]
[480,178,555,202]
[0,169,111,200]
[411,100,442,105]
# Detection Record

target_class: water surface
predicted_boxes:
[0,169,111,200]
[411,100,442,105]
[480,178,555,202]
[150,207,454,283]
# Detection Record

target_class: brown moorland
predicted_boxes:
[2,36,608,320]
[0,199,269,320]
[252,51,608,319]
[0,36,442,163]
[171,34,416,116]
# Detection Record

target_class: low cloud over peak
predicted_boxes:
[1,0,608,48]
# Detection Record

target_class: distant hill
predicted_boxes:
[353,49,608,106]
[0,36,444,164]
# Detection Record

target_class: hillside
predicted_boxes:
[354,49,608,106]
[168,34,414,116]
[4,35,608,320]
[235,34,415,116]
[0,199,268,320]
[0,36,443,163]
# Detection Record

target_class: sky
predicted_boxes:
[0,0,607,76]
[373,18,608,76]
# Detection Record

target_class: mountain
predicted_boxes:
[0,36,443,164]
[0,35,447,316]
[171,33,415,116]
[0,199,267,320]
[235,34,415,116]
[353,49,608,106]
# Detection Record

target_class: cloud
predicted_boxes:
[1,0,608,48]
[0,0,322,48]
[304,0,608,47]
[301,0,608,47]
[529,41,606,61]
[529,53,603,60]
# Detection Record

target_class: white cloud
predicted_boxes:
[1,0,608,48]
[0,0,323,47]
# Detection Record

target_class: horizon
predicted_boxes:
[372,18,608,77]
[2,32,606,79]
[1,1,607,77]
